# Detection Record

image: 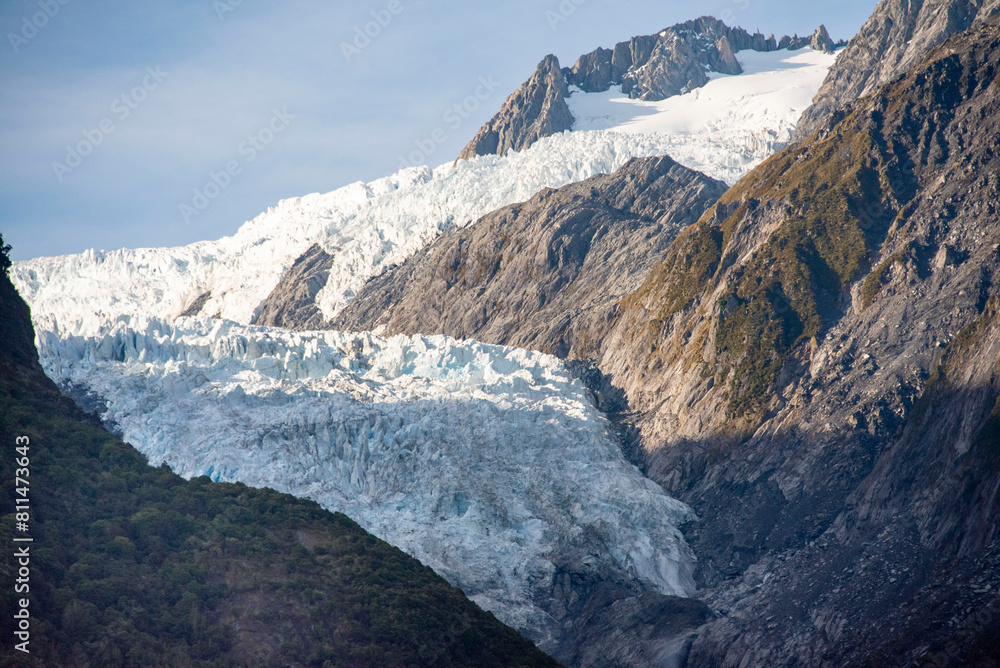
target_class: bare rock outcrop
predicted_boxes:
[456,54,573,161]
[599,18,1000,665]
[794,0,1000,140]
[337,17,1000,665]
[252,243,334,330]
[460,16,845,161]
[331,156,728,357]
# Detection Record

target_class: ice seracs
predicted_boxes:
[9,41,839,654]
[12,49,835,338]
[39,315,696,647]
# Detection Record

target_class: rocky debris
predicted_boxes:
[252,243,334,329]
[795,0,1000,140]
[331,155,727,358]
[552,589,710,667]
[461,16,845,161]
[457,54,574,161]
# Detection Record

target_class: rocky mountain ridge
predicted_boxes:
[601,16,1000,665]
[795,0,1000,139]
[459,16,844,162]
[330,156,728,358]
[11,5,1000,667]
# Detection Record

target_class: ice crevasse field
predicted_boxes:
[11,47,836,643]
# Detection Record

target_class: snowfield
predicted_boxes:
[567,48,836,178]
[39,316,696,645]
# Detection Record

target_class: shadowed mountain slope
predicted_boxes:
[329,16,1000,666]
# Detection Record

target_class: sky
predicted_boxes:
[0,0,876,261]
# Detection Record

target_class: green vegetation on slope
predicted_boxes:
[617,36,986,420]
[0,254,558,667]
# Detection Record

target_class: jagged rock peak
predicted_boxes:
[459,15,845,161]
[795,0,1000,140]
[456,54,573,161]
[810,23,836,52]
[565,16,843,100]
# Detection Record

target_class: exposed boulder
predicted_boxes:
[252,243,334,330]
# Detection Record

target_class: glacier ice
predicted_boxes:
[39,316,696,643]
[8,45,836,649]
[12,50,833,338]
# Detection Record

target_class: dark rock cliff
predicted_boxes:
[456,54,574,162]
[253,243,335,330]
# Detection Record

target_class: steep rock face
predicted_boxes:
[567,17,842,100]
[598,18,1000,665]
[456,55,573,161]
[809,24,836,53]
[331,156,728,358]
[253,243,334,329]
[795,0,1000,139]
[339,16,1000,665]
[460,17,845,161]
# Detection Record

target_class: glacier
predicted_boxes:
[39,316,696,645]
[9,43,836,651]
[12,49,834,337]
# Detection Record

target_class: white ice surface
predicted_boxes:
[12,49,834,339]
[39,317,696,642]
[567,48,836,176]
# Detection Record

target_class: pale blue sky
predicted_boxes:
[0,0,875,261]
